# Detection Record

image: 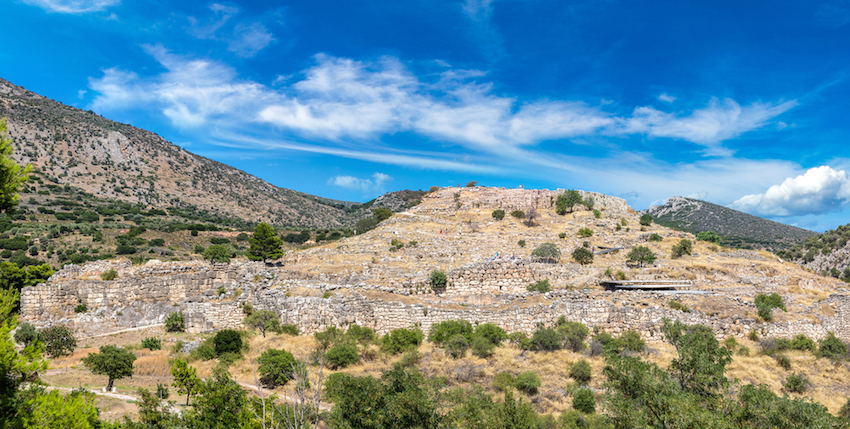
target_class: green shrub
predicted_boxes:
[639,214,652,226]
[748,329,760,341]
[511,210,525,219]
[669,300,691,312]
[517,239,526,247]
[345,324,376,345]
[572,247,593,265]
[790,334,816,353]
[100,269,118,280]
[527,279,552,293]
[572,388,596,413]
[399,349,422,367]
[515,370,541,395]
[577,228,593,238]
[236,233,249,242]
[671,239,693,258]
[783,372,808,393]
[492,209,505,220]
[471,336,495,358]
[39,325,77,358]
[326,343,359,369]
[258,348,297,387]
[142,337,162,351]
[696,231,722,244]
[190,342,216,361]
[775,354,791,370]
[617,330,645,352]
[570,359,592,384]
[558,232,566,239]
[755,293,786,321]
[315,326,343,350]
[557,320,589,352]
[818,331,848,359]
[165,312,184,332]
[492,372,516,391]
[193,244,205,254]
[626,246,656,266]
[428,320,474,345]
[445,334,469,359]
[592,209,601,219]
[474,323,507,345]
[213,329,243,356]
[737,345,750,356]
[530,327,562,351]
[14,322,37,346]
[74,303,88,313]
[382,327,424,355]
[839,398,850,420]
[649,233,662,242]
[430,270,447,289]
[722,337,739,351]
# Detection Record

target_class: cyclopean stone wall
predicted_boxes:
[443,259,536,296]
[416,187,632,216]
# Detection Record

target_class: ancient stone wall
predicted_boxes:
[415,187,631,216]
[444,259,535,295]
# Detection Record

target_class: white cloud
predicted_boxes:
[619,98,797,155]
[730,166,850,216]
[22,0,118,13]
[327,172,393,192]
[77,89,87,99]
[186,4,275,57]
[657,93,676,103]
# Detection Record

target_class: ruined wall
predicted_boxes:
[415,187,631,216]
[444,259,535,295]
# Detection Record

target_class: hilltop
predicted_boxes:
[0,77,410,229]
[642,196,817,250]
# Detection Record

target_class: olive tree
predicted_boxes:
[531,242,561,263]
[82,345,137,391]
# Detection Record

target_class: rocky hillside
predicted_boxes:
[0,78,412,228]
[776,224,850,281]
[642,197,817,250]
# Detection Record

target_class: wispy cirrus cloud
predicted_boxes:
[186,3,276,57]
[21,0,119,13]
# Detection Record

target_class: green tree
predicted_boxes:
[492,209,506,220]
[186,366,251,429]
[661,320,731,398]
[165,311,184,332]
[81,345,137,391]
[626,246,656,267]
[430,269,447,289]
[243,309,281,338]
[531,242,561,263]
[556,190,584,215]
[671,239,693,258]
[258,348,297,386]
[1,288,48,426]
[14,322,37,346]
[445,334,469,359]
[572,247,593,265]
[755,293,786,321]
[247,222,283,263]
[0,118,32,215]
[38,325,76,358]
[213,329,243,356]
[639,214,652,226]
[21,390,99,429]
[203,244,230,264]
[696,231,722,244]
[171,359,201,405]
[572,388,596,414]
[374,208,394,222]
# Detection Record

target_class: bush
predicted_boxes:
[626,246,656,266]
[74,303,88,313]
[592,209,601,219]
[190,342,216,361]
[236,233,249,242]
[530,327,562,351]
[572,388,596,414]
[617,330,645,352]
[776,354,792,370]
[515,371,541,395]
[840,398,850,420]
[14,322,37,346]
[818,331,848,359]
[783,372,808,393]
[531,242,561,263]
[193,244,205,254]
[572,247,593,266]
[790,334,816,353]
[748,329,760,341]
[471,336,495,358]
[511,210,525,219]
[326,343,359,369]
[39,325,77,358]
[492,209,505,220]
[577,228,593,238]
[649,233,662,242]
[142,337,162,351]
[430,270,447,289]
[428,320,473,345]
[517,239,526,247]
[445,334,469,359]
[669,300,691,312]
[382,327,424,354]
[639,214,652,226]
[278,324,300,336]
[557,321,589,352]
[346,324,376,346]
[527,279,552,293]
[258,349,297,387]
[755,293,786,321]
[101,269,118,280]
[165,312,185,332]
[492,372,516,391]
[474,323,507,345]
[570,359,592,384]
[696,231,722,244]
[213,329,243,356]
[399,349,422,367]
[671,239,693,258]
[203,244,230,264]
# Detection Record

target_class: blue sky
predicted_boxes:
[5,0,850,232]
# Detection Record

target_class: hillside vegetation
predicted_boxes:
[642,196,817,250]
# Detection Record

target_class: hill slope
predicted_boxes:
[642,196,817,250]
[776,223,850,281]
[0,78,383,228]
